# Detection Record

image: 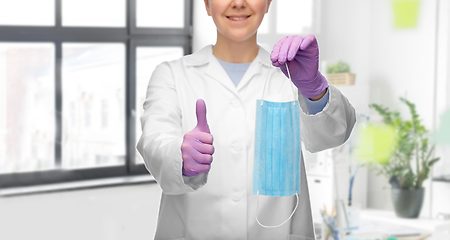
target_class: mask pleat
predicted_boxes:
[280,105,289,196]
[272,103,281,196]
[293,104,301,194]
[253,100,264,195]
[264,102,274,195]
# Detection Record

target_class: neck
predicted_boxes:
[212,32,259,63]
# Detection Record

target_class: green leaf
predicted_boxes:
[421,138,429,153]
[428,158,440,167]
[327,61,351,74]
[369,104,401,125]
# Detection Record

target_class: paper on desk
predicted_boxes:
[349,219,421,239]
[384,228,420,237]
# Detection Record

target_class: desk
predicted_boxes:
[344,209,450,240]
[360,209,450,232]
[315,209,450,239]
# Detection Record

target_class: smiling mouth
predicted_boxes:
[227,15,251,21]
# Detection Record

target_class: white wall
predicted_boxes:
[320,0,371,88]
[322,0,437,122]
[367,0,437,125]
[0,183,162,240]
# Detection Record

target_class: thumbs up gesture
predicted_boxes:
[181,99,215,177]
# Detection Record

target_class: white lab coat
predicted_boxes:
[137,45,356,240]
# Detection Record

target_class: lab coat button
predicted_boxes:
[231,193,241,202]
[233,144,242,151]
[231,100,240,108]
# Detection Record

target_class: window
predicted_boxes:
[62,0,126,27]
[0,43,55,174]
[257,0,319,52]
[0,0,192,188]
[0,0,55,26]
[136,0,184,28]
[62,43,126,169]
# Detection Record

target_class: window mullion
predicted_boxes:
[55,41,62,168]
[56,0,62,28]
[126,40,135,173]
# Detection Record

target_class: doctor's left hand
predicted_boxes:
[270,34,328,99]
[181,99,215,177]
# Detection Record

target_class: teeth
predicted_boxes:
[229,17,247,20]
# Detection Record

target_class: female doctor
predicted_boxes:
[137,0,356,239]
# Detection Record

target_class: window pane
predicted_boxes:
[136,0,184,28]
[62,0,126,27]
[62,43,125,169]
[276,0,313,34]
[0,43,55,174]
[135,47,183,164]
[0,0,54,26]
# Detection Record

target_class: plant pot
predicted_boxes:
[391,188,424,218]
[326,73,355,86]
[392,0,420,29]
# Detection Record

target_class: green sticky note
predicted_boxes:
[357,124,396,165]
[433,110,450,144]
[392,0,420,29]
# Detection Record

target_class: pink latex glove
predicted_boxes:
[270,35,328,98]
[181,99,215,177]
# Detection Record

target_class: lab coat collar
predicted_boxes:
[185,45,271,68]
[185,45,272,95]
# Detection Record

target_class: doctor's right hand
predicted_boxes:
[270,35,328,99]
[181,99,215,177]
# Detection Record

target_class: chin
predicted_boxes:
[223,30,258,43]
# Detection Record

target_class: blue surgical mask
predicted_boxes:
[253,63,302,228]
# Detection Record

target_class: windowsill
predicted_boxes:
[0,174,156,197]
[433,175,450,182]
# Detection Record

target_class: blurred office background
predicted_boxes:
[0,0,449,239]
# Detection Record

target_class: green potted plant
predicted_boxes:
[361,98,439,218]
[326,61,355,86]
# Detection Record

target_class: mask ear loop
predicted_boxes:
[260,62,298,106]
[255,61,300,229]
[255,190,300,228]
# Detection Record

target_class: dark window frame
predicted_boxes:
[0,0,192,189]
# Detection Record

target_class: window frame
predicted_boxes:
[0,0,192,189]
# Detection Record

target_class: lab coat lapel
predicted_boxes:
[236,60,260,93]
[200,45,272,96]
[205,53,239,95]
[236,46,272,92]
